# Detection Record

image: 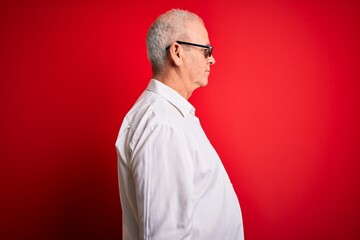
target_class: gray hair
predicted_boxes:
[146,9,204,75]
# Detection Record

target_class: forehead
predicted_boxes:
[186,20,210,44]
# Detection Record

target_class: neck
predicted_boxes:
[153,70,192,99]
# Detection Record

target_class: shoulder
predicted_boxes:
[127,90,182,126]
[124,90,182,134]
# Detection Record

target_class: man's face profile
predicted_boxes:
[181,20,216,93]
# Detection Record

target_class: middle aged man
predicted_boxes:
[116,9,244,239]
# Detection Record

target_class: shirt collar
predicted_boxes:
[146,79,196,117]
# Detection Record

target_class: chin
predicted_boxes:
[201,78,209,87]
[194,78,209,89]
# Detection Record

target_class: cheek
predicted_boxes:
[188,55,207,80]
[193,58,206,71]
[195,66,205,79]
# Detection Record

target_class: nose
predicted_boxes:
[209,55,216,65]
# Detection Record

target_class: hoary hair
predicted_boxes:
[146,9,204,75]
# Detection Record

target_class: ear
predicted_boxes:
[169,43,183,67]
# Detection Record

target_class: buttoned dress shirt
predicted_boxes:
[116,79,244,240]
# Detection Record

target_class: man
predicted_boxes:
[116,9,244,239]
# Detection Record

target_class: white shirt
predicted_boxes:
[116,79,244,240]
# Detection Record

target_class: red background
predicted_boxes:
[1,0,359,239]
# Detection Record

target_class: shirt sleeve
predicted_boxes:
[130,123,195,240]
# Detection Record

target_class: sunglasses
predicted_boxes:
[165,41,213,58]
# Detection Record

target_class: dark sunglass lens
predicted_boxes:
[205,47,212,57]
